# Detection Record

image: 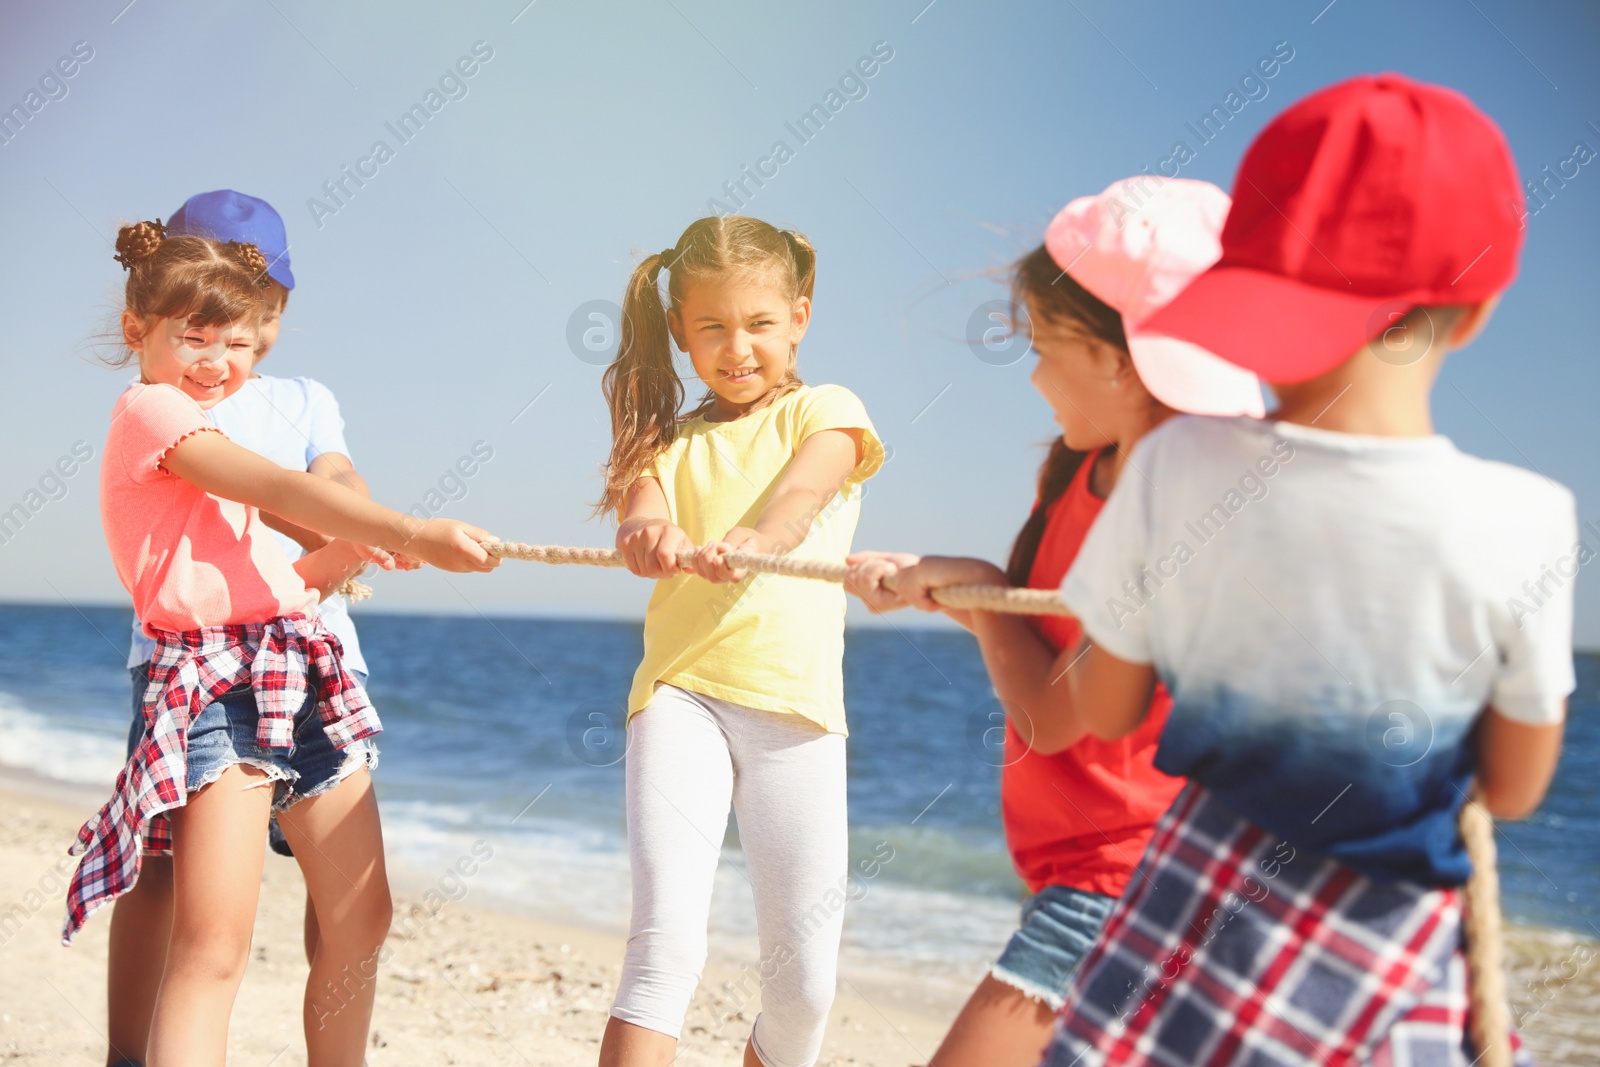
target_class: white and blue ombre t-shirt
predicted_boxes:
[1061,415,1577,887]
[125,376,367,675]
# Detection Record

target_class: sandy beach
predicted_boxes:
[0,778,953,1066]
[1,778,1592,1066]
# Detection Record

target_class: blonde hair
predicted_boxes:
[598,215,816,517]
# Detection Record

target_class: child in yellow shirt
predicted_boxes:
[596,215,883,1067]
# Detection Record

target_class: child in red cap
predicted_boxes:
[1023,74,1571,1064]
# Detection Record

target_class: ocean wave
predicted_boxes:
[377,799,1019,986]
[0,691,126,787]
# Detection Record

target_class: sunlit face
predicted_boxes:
[124,312,260,409]
[1025,302,1124,452]
[668,277,810,419]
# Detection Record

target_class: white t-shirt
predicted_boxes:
[126,376,367,675]
[1060,415,1576,886]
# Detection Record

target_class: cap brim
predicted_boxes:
[1140,265,1397,383]
[263,254,295,290]
[1127,331,1265,417]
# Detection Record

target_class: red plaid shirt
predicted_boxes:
[1043,785,1532,1066]
[63,613,380,945]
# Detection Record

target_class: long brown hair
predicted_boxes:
[108,219,272,366]
[1003,244,1129,586]
[598,216,816,518]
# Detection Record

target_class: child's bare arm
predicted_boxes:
[1065,642,1159,742]
[293,540,395,600]
[1477,708,1564,820]
[870,552,1103,750]
[694,427,863,583]
[970,609,1090,754]
[263,452,371,552]
[163,431,497,573]
[616,476,694,579]
[309,452,370,498]
[751,428,863,546]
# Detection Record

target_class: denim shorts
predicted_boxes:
[126,663,376,814]
[990,884,1117,1011]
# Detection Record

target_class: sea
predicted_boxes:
[1,603,1595,997]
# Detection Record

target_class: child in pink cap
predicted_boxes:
[847,175,1261,1067]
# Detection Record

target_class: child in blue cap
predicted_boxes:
[105,189,377,1067]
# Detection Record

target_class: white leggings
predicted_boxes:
[612,685,848,1067]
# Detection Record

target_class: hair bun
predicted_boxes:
[114,219,168,270]
[224,240,271,286]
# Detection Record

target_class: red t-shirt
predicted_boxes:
[1001,450,1183,897]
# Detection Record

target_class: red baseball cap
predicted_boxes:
[1141,73,1525,383]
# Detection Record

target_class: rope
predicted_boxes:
[338,538,1512,1057]
[337,578,373,602]
[1460,791,1511,1067]
[480,539,1072,615]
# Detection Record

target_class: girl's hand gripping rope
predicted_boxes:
[617,516,695,579]
[892,556,1009,614]
[695,527,770,583]
[844,551,920,614]
[398,518,501,573]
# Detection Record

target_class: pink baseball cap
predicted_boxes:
[1044,177,1265,417]
[1140,75,1523,383]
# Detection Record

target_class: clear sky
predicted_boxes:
[2,0,1597,645]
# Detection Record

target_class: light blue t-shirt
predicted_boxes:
[126,376,367,675]
[1061,415,1575,886]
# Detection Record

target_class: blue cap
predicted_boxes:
[167,189,294,290]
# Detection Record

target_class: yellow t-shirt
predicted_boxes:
[626,383,885,735]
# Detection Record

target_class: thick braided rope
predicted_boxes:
[1460,791,1511,1067]
[482,540,1070,615]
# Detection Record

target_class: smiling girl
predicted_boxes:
[596,216,883,1067]
[67,220,497,1067]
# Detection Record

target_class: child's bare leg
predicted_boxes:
[927,973,1058,1066]
[302,892,320,967]
[146,765,274,1067]
[277,768,391,1067]
[105,854,174,1065]
[599,1016,679,1066]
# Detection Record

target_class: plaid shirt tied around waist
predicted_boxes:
[62,613,380,945]
[1042,784,1534,1066]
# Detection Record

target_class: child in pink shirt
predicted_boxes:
[68,219,499,1067]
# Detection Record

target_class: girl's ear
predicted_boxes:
[789,295,812,346]
[122,310,146,351]
[666,305,686,352]
[1084,336,1129,382]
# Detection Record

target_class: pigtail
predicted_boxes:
[1005,439,1092,586]
[598,251,686,517]
[780,229,816,301]
[114,219,168,270]
[222,241,272,289]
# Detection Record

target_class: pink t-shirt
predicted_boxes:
[101,383,317,637]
